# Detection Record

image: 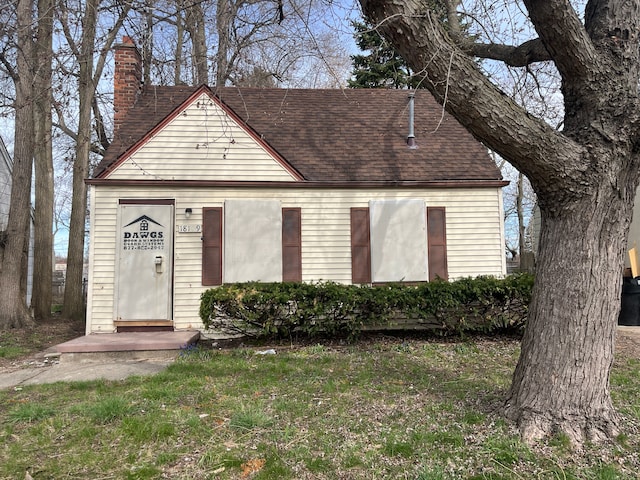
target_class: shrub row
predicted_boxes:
[199,274,534,340]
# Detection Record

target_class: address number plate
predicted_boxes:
[178,224,202,233]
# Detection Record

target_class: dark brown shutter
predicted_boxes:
[282,208,302,282]
[202,207,223,286]
[350,207,371,284]
[427,207,448,281]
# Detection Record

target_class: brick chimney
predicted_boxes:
[113,36,142,134]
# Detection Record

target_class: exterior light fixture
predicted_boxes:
[185,208,192,218]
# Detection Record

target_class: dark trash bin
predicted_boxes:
[619,277,640,326]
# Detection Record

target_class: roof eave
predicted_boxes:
[86,178,509,188]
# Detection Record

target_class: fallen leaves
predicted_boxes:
[240,458,265,478]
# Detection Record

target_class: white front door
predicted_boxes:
[116,203,173,321]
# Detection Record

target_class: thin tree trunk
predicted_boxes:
[175,5,183,85]
[61,0,131,322]
[185,0,208,84]
[215,0,231,86]
[516,172,525,259]
[505,176,630,444]
[20,213,31,309]
[0,0,35,329]
[62,0,98,322]
[32,0,54,320]
[143,0,154,87]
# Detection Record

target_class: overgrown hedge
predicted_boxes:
[199,274,534,340]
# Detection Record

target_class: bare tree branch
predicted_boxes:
[524,0,601,84]
[52,100,105,156]
[91,95,109,153]
[360,0,585,198]
[468,38,551,66]
[0,42,17,81]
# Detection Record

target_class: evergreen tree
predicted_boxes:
[348,21,419,89]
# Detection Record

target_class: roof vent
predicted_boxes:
[407,92,418,149]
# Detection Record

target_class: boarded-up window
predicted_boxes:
[282,208,302,282]
[427,207,448,281]
[351,203,448,284]
[202,207,222,286]
[224,200,282,282]
[369,199,428,283]
[350,208,371,284]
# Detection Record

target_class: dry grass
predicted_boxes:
[1,333,640,479]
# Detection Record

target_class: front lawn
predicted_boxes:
[1,336,639,479]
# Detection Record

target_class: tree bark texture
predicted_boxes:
[184,0,208,84]
[359,0,640,445]
[32,0,55,321]
[63,0,98,322]
[174,6,184,85]
[505,178,632,442]
[59,0,130,322]
[0,0,35,329]
[215,0,232,86]
[143,0,154,87]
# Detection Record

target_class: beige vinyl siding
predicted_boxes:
[105,93,297,182]
[85,186,115,333]
[88,186,505,332]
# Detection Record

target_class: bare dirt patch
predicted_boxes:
[0,315,84,372]
[616,328,640,359]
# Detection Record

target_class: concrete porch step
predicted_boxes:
[55,331,200,363]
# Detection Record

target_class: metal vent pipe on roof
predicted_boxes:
[407,91,418,149]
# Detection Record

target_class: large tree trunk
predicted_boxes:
[32,0,54,321]
[63,0,98,322]
[0,0,35,329]
[505,173,633,444]
[358,0,640,446]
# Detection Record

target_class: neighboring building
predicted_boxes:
[626,192,640,273]
[0,135,34,305]
[0,135,11,230]
[84,37,508,335]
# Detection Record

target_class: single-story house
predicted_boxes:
[84,37,508,335]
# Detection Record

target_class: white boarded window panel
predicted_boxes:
[369,199,428,282]
[224,199,282,282]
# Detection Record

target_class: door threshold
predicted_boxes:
[115,320,174,332]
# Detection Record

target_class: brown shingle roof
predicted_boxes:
[94,86,502,183]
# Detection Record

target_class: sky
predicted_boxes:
[0,0,547,259]
[0,2,361,258]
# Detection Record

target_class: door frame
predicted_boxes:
[114,198,175,328]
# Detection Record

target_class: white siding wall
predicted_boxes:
[87,185,506,333]
[106,93,297,182]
